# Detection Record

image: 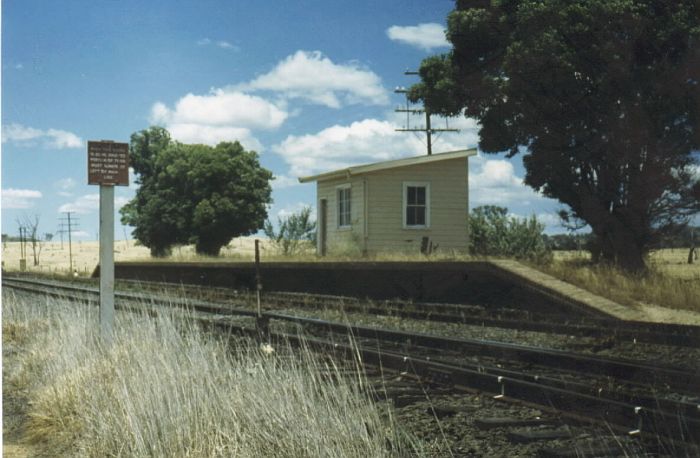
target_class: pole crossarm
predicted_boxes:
[394,70,460,155]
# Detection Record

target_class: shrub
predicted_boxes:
[264,207,316,256]
[469,205,551,262]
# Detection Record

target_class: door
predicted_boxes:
[318,199,327,256]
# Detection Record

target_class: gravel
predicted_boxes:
[273,307,700,371]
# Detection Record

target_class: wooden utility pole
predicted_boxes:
[67,212,73,272]
[59,212,78,271]
[689,227,697,265]
[255,239,262,317]
[394,71,459,155]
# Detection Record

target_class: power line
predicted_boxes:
[394,70,459,156]
[58,212,79,272]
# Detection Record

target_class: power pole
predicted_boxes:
[19,226,26,259]
[394,71,459,155]
[59,212,79,272]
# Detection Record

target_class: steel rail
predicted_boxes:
[267,312,700,394]
[113,277,700,347]
[201,319,700,447]
[5,278,700,447]
[5,276,698,393]
[13,274,699,345]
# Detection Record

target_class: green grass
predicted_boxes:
[2,291,417,457]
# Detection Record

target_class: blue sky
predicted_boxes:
[2,0,568,242]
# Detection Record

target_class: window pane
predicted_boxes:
[338,187,351,226]
[416,187,426,205]
[415,206,425,225]
[407,186,426,205]
[405,184,428,227]
[407,187,416,205]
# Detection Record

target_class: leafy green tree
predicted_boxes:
[469,205,551,262]
[120,127,180,256]
[263,206,316,256]
[121,127,273,257]
[411,0,700,271]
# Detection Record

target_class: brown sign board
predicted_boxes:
[88,141,129,186]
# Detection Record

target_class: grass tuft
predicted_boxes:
[3,291,414,457]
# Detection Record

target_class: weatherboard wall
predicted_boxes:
[314,156,469,255]
[316,175,366,255]
[364,156,469,254]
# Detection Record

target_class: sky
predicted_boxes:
[2,0,572,242]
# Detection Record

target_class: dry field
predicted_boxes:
[1,237,265,275]
[3,239,698,318]
[553,248,700,280]
[545,248,700,317]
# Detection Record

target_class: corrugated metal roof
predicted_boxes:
[298,148,477,183]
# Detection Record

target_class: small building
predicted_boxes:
[299,149,477,256]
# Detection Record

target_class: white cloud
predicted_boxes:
[58,194,99,214]
[273,115,479,177]
[56,178,76,197]
[152,90,287,129]
[387,23,450,51]
[55,178,76,192]
[2,188,42,209]
[167,124,263,151]
[56,177,76,189]
[2,123,83,149]
[537,212,564,228]
[238,50,389,108]
[469,159,546,207]
[274,119,406,177]
[46,128,83,148]
[197,38,239,51]
[58,194,131,215]
[150,89,287,149]
[271,174,302,190]
[115,196,130,210]
[276,202,316,221]
[216,40,237,50]
[2,124,43,142]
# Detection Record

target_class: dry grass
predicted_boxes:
[542,249,700,313]
[2,291,416,457]
[5,236,698,314]
[1,237,273,274]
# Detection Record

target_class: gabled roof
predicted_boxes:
[298,148,477,183]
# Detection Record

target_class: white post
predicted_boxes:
[99,185,115,345]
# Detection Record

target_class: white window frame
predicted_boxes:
[336,183,352,229]
[403,181,430,229]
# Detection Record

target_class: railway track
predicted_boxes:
[4,275,700,455]
[114,277,700,348]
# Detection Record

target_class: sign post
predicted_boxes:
[88,140,129,345]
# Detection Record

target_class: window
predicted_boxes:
[403,182,430,228]
[337,185,351,228]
